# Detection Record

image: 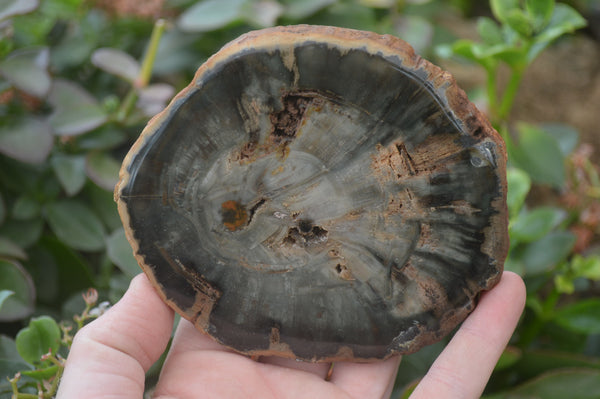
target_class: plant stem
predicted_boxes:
[497,68,524,124]
[8,374,37,399]
[47,361,64,398]
[485,64,499,122]
[137,19,166,89]
[519,287,561,348]
[116,19,167,123]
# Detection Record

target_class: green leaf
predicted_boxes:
[281,0,335,19]
[23,245,58,303]
[0,335,21,361]
[358,0,394,7]
[450,40,495,70]
[540,122,579,157]
[0,291,14,311]
[86,183,122,231]
[44,200,105,251]
[490,0,519,24]
[0,217,43,248]
[504,254,525,275]
[0,155,41,192]
[555,299,600,334]
[50,12,101,71]
[395,15,434,54]
[21,365,59,380]
[0,47,50,97]
[512,350,600,380]
[307,2,379,31]
[554,273,574,294]
[178,0,247,32]
[15,316,61,365]
[507,167,531,217]
[35,236,95,302]
[107,228,140,278]
[505,8,534,37]
[75,126,127,151]
[38,173,61,201]
[85,151,120,191]
[536,3,587,43]
[0,359,33,393]
[501,22,521,45]
[0,116,54,164]
[37,0,83,18]
[48,79,107,136]
[152,29,201,76]
[477,17,503,45]
[477,43,525,68]
[450,40,519,69]
[529,3,587,62]
[0,0,39,23]
[51,153,87,196]
[526,0,554,31]
[510,206,566,242]
[521,231,576,275]
[137,83,175,117]
[12,195,40,220]
[494,346,522,371]
[451,39,480,62]
[484,369,600,399]
[0,193,5,225]
[433,43,453,59]
[571,255,600,281]
[0,236,27,259]
[242,0,283,28]
[0,260,35,322]
[91,48,140,83]
[397,381,418,399]
[509,123,566,188]
[108,272,131,304]
[394,339,446,393]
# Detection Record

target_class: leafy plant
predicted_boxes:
[1,289,105,398]
[448,0,586,126]
[421,1,600,398]
[0,0,598,398]
[0,0,169,327]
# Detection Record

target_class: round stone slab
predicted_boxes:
[115,25,508,362]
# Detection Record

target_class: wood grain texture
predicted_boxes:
[115,25,508,362]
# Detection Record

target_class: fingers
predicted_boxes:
[410,271,526,399]
[330,356,402,398]
[56,273,174,399]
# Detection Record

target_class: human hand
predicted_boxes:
[56,271,525,399]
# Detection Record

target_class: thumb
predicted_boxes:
[56,273,174,399]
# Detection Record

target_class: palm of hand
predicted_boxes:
[154,325,399,398]
[56,272,524,399]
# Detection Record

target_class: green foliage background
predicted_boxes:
[0,0,599,397]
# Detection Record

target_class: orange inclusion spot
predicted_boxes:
[221,200,248,231]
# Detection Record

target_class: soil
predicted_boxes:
[93,0,166,18]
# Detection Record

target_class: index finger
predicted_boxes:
[56,273,174,399]
[410,271,526,399]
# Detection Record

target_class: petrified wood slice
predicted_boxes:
[115,25,508,362]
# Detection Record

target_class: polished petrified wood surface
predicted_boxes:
[115,25,508,362]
